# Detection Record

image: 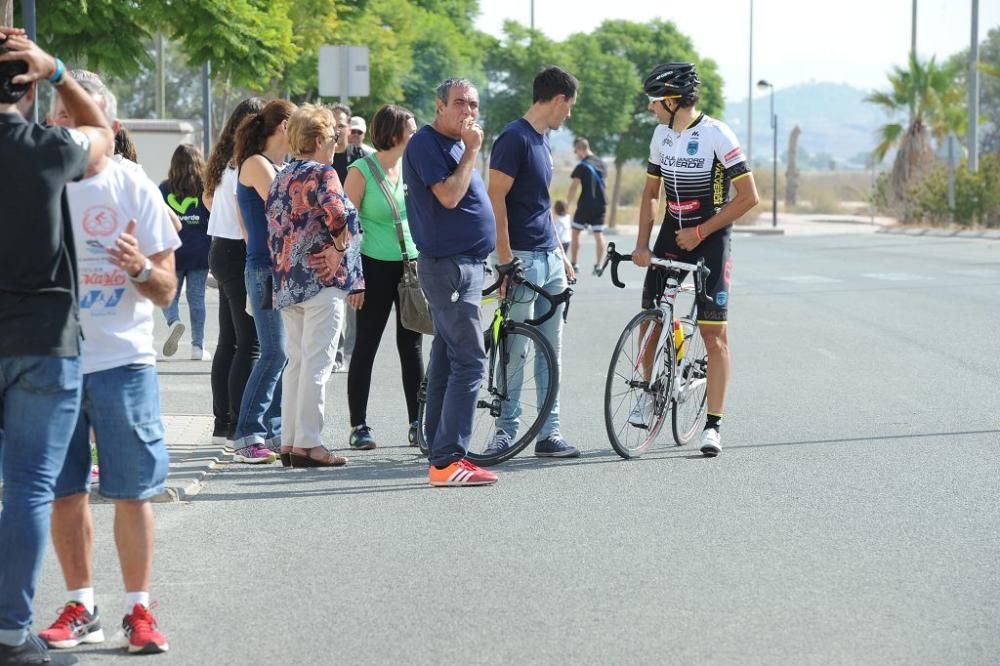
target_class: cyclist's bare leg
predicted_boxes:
[593,231,606,267]
[637,320,662,382]
[570,228,582,265]
[699,323,730,414]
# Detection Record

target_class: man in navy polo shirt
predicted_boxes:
[403,78,498,487]
[486,66,580,459]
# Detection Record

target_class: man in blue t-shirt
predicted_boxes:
[487,65,580,459]
[403,77,498,487]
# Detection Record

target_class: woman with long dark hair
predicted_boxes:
[203,97,264,445]
[231,99,295,464]
[160,143,212,359]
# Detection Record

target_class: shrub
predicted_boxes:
[906,154,1000,226]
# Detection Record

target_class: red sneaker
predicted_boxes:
[428,458,498,487]
[39,601,105,648]
[122,604,169,654]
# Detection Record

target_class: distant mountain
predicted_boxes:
[722,82,891,171]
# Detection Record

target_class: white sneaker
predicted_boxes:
[700,428,721,457]
[628,393,654,428]
[162,321,185,357]
[191,346,212,361]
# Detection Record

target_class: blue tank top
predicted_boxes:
[237,158,282,268]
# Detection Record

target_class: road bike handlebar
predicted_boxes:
[483,258,574,325]
[596,242,714,305]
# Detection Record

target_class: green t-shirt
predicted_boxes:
[348,156,418,261]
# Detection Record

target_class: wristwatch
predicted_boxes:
[129,257,152,284]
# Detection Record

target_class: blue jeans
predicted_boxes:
[418,255,487,468]
[161,268,209,348]
[233,263,285,448]
[0,356,81,643]
[497,249,566,441]
[54,363,169,501]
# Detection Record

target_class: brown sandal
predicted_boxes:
[289,452,348,467]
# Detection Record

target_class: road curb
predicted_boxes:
[94,414,227,504]
[878,227,1000,239]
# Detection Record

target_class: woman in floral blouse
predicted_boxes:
[267,104,364,467]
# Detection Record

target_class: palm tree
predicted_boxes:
[866,55,965,212]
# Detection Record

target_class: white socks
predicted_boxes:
[67,588,150,616]
[124,591,150,616]
[68,587,95,615]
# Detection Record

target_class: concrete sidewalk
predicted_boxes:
[90,413,229,504]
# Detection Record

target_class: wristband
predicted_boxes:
[694,225,704,241]
[49,58,66,86]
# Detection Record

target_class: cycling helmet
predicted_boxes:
[644,62,700,128]
[643,62,700,99]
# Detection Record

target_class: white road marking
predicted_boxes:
[862,273,933,282]
[777,275,842,284]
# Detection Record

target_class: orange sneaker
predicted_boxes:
[428,459,498,487]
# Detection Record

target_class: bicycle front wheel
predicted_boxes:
[467,322,557,465]
[604,310,673,459]
[416,322,558,466]
[671,318,708,446]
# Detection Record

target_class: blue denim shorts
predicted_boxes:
[54,363,169,501]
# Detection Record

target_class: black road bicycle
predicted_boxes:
[416,260,573,466]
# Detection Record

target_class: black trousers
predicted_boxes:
[208,237,260,436]
[348,255,424,427]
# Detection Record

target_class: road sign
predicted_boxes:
[318,45,370,100]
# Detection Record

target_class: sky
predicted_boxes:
[475,0,1000,103]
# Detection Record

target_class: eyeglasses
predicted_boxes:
[350,130,363,135]
[647,95,681,103]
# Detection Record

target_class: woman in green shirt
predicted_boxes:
[343,104,423,450]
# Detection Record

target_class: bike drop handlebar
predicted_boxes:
[596,241,715,305]
[482,258,574,326]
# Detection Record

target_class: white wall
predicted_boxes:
[122,119,197,184]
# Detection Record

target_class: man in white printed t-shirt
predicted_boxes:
[38,71,180,656]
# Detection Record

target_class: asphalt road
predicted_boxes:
[30,229,1000,664]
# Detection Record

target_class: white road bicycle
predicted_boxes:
[597,242,713,459]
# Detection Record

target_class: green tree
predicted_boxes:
[587,19,724,226]
[14,0,297,90]
[401,9,488,124]
[866,55,963,214]
[947,26,1000,155]
[562,32,637,158]
[481,21,568,150]
[15,0,152,75]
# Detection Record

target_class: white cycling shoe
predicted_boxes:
[628,394,654,428]
[700,428,721,457]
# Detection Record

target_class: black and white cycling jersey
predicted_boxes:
[645,113,751,229]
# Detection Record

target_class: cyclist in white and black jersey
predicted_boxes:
[631,62,759,457]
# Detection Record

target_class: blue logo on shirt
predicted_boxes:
[687,140,699,156]
[715,290,728,306]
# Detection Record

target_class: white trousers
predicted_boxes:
[280,287,346,449]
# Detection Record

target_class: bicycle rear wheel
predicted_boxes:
[604,310,673,459]
[416,322,557,466]
[671,318,708,446]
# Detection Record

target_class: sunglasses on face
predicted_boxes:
[648,95,681,103]
[350,130,363,135]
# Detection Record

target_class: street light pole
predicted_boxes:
[747,0,754,167]
[967,0,979,172]
[757,79,777,227]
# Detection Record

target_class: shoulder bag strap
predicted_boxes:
[363,153,410,264]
